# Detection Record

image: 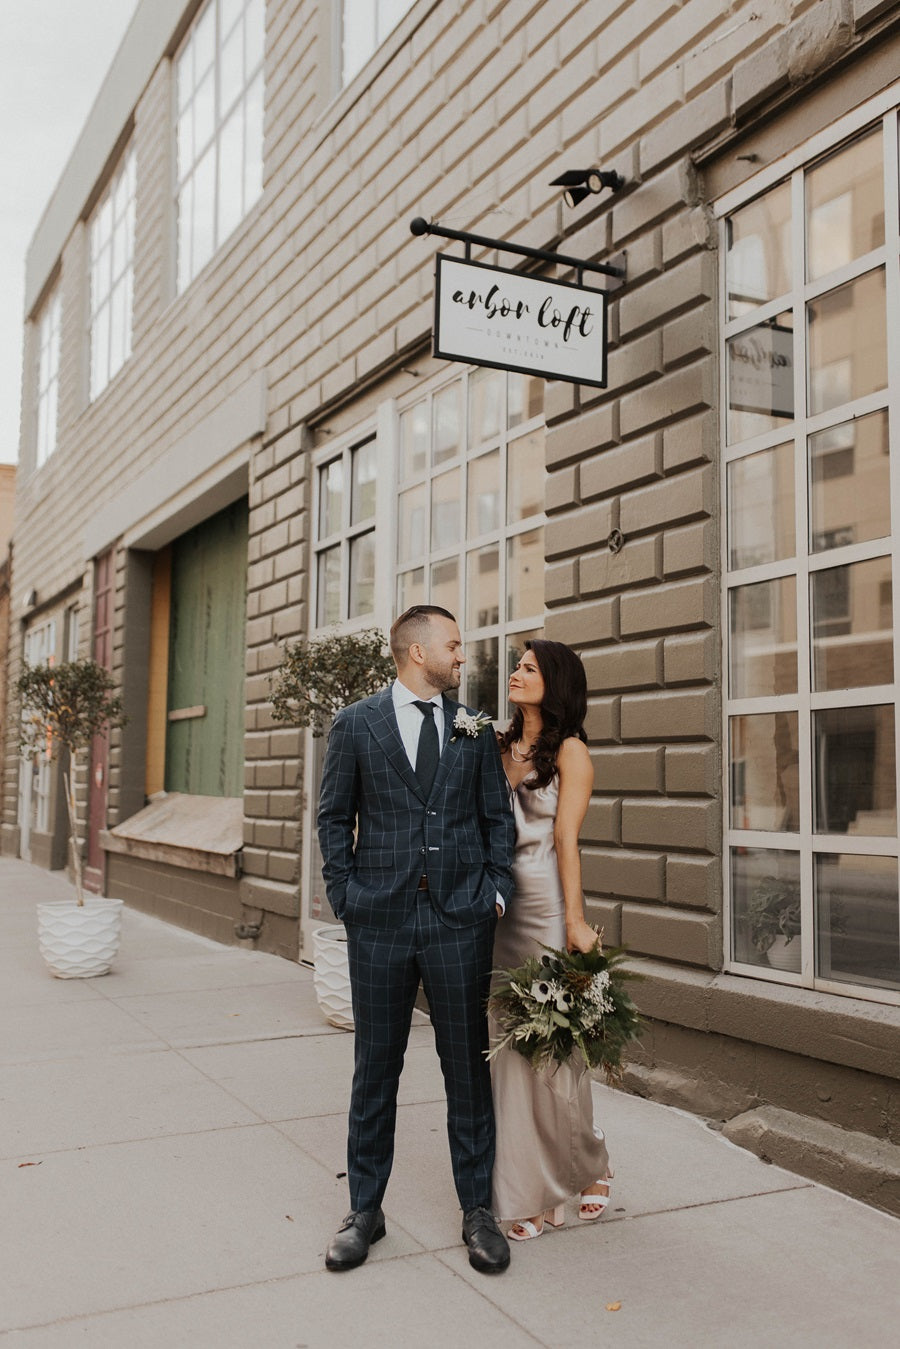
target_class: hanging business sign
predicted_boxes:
[433,254,608,388]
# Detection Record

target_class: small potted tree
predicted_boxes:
[17,658,127,978]
[271,628,395,1027]
[748,874,801,972]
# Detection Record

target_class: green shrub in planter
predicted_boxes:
[270,628,395,736]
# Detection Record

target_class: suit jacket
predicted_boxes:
[317,685,515,930]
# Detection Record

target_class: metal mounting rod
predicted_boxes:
[409,217,626,279]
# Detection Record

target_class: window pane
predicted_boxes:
[245,0,266,73]
[727,311,794,443]
[807,268,886,415]
[728,443,796,570]
[319,459,343,537]
[351,439,377,523]
[397,566,425,612]
[244,72,264,206]
[507,528,544,622]
[220,21,244,110]
[430,556,459,615]
[466,544,500,628]
[397,483,426,561]
[433,382,462,465]
[806,127,884,281]
[217,103,244,241]
[507,428,546,522]
[467,450,500,536]
[508,371,544,428]
[730,713,800,832]
[317,546,341,626]
[816,854,900,991]
[729,578,797,698]
[192,144,216,277]
[342,0,376,83]
[726,181,792,319]
[810,409,890,552]
[731,847,801,971]
[400,402,428,479]
[194,68,215,153]
[431,468,461,549]
[466,636,499,720]
[468,367,503,445]
[814,705,896,835]
[349,531,375,617]
[811,556,893,691]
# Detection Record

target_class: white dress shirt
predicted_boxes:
[391,679,505,914]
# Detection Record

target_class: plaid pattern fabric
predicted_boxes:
[317,684,515,1210]
[318,686,515,929]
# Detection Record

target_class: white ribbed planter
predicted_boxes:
[765,934,801,973]
[312,925,354,1030]
[37,899,124,979]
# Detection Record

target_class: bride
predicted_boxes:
[490,639,613,1239]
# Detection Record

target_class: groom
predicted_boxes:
[317,605,515,1274]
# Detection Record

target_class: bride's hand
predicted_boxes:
[566,918,600,954]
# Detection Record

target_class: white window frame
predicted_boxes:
[18,620,57,853]
[393,365,547,720]
[88,143,136,400]
[174,0,266,292]
[35,287,61,470]
[717,83,900,1007]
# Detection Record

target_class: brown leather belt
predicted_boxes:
[417,875,429,891]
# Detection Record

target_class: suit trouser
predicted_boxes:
[345,891,497,1213]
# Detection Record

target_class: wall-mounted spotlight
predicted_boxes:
[550,167,625,208]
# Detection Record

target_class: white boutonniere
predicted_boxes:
[450,709,493,741]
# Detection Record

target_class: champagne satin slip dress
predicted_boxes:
[490,772,610,1222]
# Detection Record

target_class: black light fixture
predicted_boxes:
[550,167,625,208]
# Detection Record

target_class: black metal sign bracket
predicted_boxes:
[409,217,626,286]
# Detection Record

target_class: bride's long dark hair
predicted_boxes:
[498,639,588,789]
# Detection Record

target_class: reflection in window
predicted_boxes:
[89,145,136,400]
[815,853,900,991]
[341,0,415,85]
[728,442,795,569]
[176,0,265,291]
[807,269,886,415]
[811,556,893,690]
[507,429,546,523]
[731,847,801,972]
[467,637,500,720]
[467,545,500,628]
[726,181,791,319]
[806,128,884,281]
[507,529,544,622]
[730,713,800,832]
[431,469,461,549]
[814,705,896,836]
[315,436,377,627]
[468,451,500,536]
[729,578,797,698]
[727,312,794,443]
[35,288,61,469]
[810,410,890,552]
[469,367,503,446]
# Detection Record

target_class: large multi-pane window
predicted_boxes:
[719,96,900,1002]
[340,0,415,85]
[35,287,61,469]
[395,368,546,718]
[175,0,265,291]
[315,436,378,626]
[89,145,136,400]
[18,620,56,856]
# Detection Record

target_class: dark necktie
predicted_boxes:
[413,700,440,795]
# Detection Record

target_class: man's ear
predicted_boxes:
[408,641,426,667]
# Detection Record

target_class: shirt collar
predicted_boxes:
[393,679,442,709]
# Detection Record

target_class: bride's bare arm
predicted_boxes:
[553,737,598,953]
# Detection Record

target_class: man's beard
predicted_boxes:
[423,659,462,693]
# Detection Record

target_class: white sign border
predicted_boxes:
[433,253,608,389]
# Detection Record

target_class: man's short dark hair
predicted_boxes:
[389,605,457,662]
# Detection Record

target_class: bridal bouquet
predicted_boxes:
[487,939,641,1080]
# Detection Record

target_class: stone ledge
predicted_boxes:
[722,1105,900,1219]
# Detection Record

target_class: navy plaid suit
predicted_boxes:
[318,683,515,1212]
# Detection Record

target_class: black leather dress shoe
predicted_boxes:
[461,1206,510,1273]
[325,1209,386,1271]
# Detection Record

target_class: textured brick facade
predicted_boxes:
[6,0,900,1210]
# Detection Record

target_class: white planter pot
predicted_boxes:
[765,934,801,973]
[312,925,354,1030]
[37,899,124,979]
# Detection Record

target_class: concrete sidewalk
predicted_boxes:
[2,856,898,1348]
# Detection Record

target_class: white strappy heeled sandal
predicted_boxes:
[578,1174,613,1222]
[507,1203,565,1241]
